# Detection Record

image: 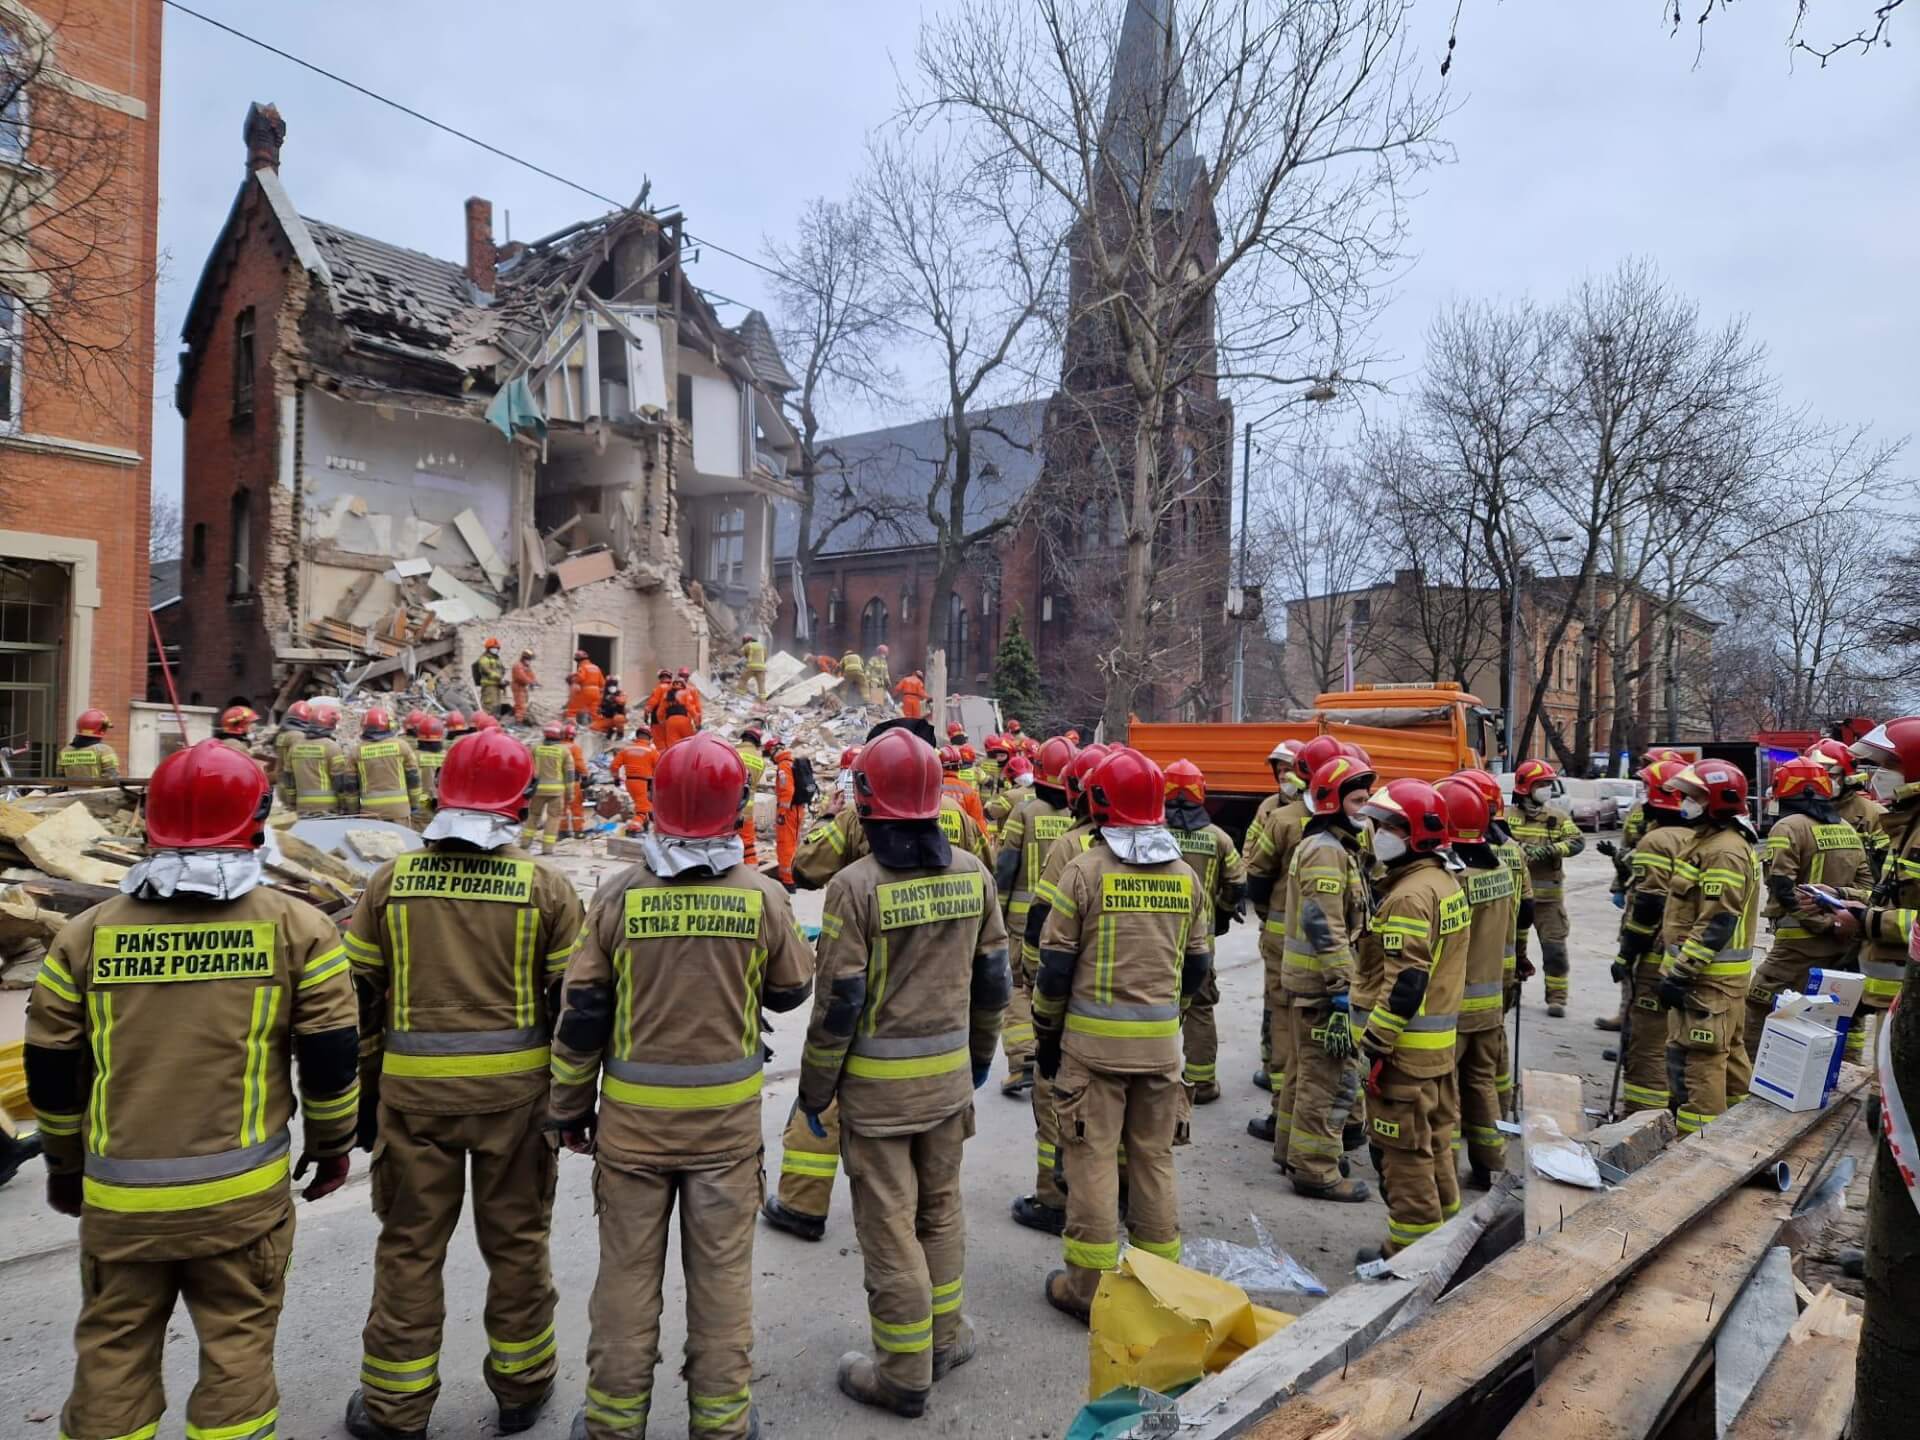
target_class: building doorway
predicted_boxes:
[0,558,68,774]
[574,632,619,689]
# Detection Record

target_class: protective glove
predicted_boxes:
[1526,843,1554,864]
[1318,1006,1356,1061]
[1658,976,1690,1011]
[356,1087,381,1152]
[46,1171,82,1217]
[1610,959,1629,985]
[1517,955,1537,981]
[1596,839,1617,858]
[1036,1030,1063,1081]
[800,1104,829,1140]
[295,1151,352,1202]
[551,1112,596,1155]
[1385,967,1428,1019]
[1610,892,1626,910]
[972,1063,991,1090]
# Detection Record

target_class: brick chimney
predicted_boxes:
[465,197,497,298]
[243,101,285,173]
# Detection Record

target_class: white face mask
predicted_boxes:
[1868,766,1905,802]
[1372,829,1408,864]
[1678,797,1705,821]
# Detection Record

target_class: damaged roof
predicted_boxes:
[733,310,796,393]
[303,219,476,358]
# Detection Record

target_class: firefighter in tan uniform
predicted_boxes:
[1009,743,1107,1235]
[216,704,263,765]
[548,732,813,1440]
[1809,737,1892,873]
[280,703,351,817]
[342,729,586,1440]
[346,707,425,828]
[1274,752,1374,1198]
[1163,760,1246,1106]
[1745,757,1871,1061]
[413,714,448,817]
[1838,721,1920,1071]
[1244,735,1341,1133]
[1353,778,1471,1261]
[1609,761,1690,1115]
[1510,758,1586,1017]
[57,707,122,782]
[1658,760,1762,1136]
[271,699,316,786]
[796,729,1010,1416]
[520,723,577,853]
[1437,775,1518,1186]
[989,734,1079,1098]
[1034,749,1211,1320]
[1452,769,1533,1121]
[25,741,360,1440]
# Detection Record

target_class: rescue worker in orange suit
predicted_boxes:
[25,741,360,1440]
[1744,757,1869,1064]
[594,678,628,739]
[1353,779,1471,1262]
[279,702,351,818]
[1009,743,1107,1236]
[549,732,813,1440]
[1658,760,1761,1136]
[1163,759,1247,1107]
[1509,758,1585,1017]
[509,650,538,723]
[796,728,1010,1415]
[763,719,991,1245]
[660,673,699,750]
[564,723,590,833]
[991,734,1079,1100]
[770,737,802,892]
[216,705,262,765]
[413,714,449,820]
[1245,734,1344,1145]
[346,707,426,828]
[679,667,705,726]
[1033,748,1211,1320]
[610,724,658,833]
[521,723,577,853]
[1437,775,1520,1188]
[735,728,768,866]
[939,746,990,834]
[568,651,605,727]
[58,707,121,781]
[644,669,673,732]
[1841,720,1920,1073]
[894,669,927,719]
[342,727,586,1440]
[1611,760,1694,1116]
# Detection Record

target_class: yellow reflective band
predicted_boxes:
[1065,1237,1121,1269]
[1460,994,1503,1013]
[299,946,349,990]
[602,1071,764,1109]
[240,985,279,1148]
[1388,1217,1443,1245]
[85,1154,289,1213]
[1676,1108,1716,1134]
[845,1048,970,1080]
[87,989,113,1155]
[1373,917,1431,938]
[361,1351,440,1394]
[691,1387,753,1431]
[343,931,383,962]
[489,1323,557,1374]
[1396,1027,1458,1050]
[781,1152,838,1177]
[1368,1008,1407,1035]
[1034,880,1074,917]
[551,1053,597,1086]
[1065,1014,1180,1039]
[70,1423,159,1440]
[871,1313,933,1353]
[185,1408,280,1440]
[1101,870,1192,913]
[1699,960,1754,977]
[1003,1023,1035,1044]
[388,905,411,1030]
[546,926,585,966]
[382,1046,551,1079]
[35,957,80,1003]
[932,1276,964,1314]
[1131,1236,1182,1262]
[35,1109,82,1136]
[303,1084,361,1121]
[92,922,275,985]
[514,907,536,1029]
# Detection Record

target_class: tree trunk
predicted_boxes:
[1106,403,1162,736]
[1854,973,1920,1439]
[925,558,960,674]
[1662,603,1679,742]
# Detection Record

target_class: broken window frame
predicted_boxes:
[232,307,255,417]
[0,286,21,431]
[228,490,251,599]
[707,505,746,591]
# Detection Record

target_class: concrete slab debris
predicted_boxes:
[19,804,128,887]
[552,548,618,591]
[287,817,424,877]
[453,508,511,589]
[426,566,502,621]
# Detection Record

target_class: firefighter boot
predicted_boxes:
[1246,1114,1276,1143]
[837,1353,927,1419]
[761,1195,826,1241]
[1291,1174,1372,1203]
[1011,1193,1066,1235]
[498,1382,555,1434]
[346,1390,426,1440]
[1044,1269,1092,1324]
[932,1315,977,1381]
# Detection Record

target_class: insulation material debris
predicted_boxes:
[552,548,618,591]
[427,567,502,621]
[453,507,511,589]
[19,804,129,888]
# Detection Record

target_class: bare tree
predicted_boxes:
[149,492,182,564]
[912,0,1447,731]
[1681,0,1908,64]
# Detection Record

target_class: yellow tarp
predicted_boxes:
[1,1039,30,1125]
[1088,1248,1295,1398]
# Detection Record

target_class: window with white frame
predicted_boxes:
[707,506,746,589]
[0,29,27,166]
[0,288,20,431]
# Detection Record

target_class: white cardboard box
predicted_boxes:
[1803,969,1866,1024]
[1750,1002,1842,1112]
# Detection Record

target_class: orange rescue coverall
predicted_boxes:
[510,658,537,722]
[773,752,801,888]
[943,776,989,834]
[611,738,657,830]
[894,674,927,718]
[659,684,698,749]
[566,737,589,829]
[568,660,605,724]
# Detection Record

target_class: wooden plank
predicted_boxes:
[452,508,511,590]
[1523,1071,1594,1240]
[1722,1288,1858,1440]
[1244,1072,1870,1440]
[1714,1248,1796,1437]
[329,572,377,623]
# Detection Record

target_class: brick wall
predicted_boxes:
[780,550,997,682]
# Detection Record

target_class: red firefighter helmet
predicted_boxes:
[310,703,340,732]
[677,666,692,679]
[442,709,468,733]
[563,724,578,740]
[1063,743,1112,805]
[543,722,566,740]
[403,708,426,735]
[1450,767,1505,819]
[484,637,501,651]
[1006,719,1023,734]
[1671,759,1749,819]
[1645,746,1688,767]
[146,740,271,850]
[416,715,447,742]
[471,712,501,733]
[986,734,1011,757]
[1639,759,1689,813]
[1341,740,1374,767]
[1805,737,1857,780]
[75,708,112,737]
[947,722,965,739]
[1362,778,1451,854]
[959,744,977,765]
[855,729,944,822]
[361,708,393,734]
[1512,758,1558,797]
[575,649,589,662]
[1292,734,1346,783]
[1164,758,1207,804]
[1035,736,1078,788]
[840,747,860,769]
[1850,718,1920,791]
[1435,776,1492,845]
[938,745,962,772]
[1006,755,1034,782]
[286,700,316,727]
[218,705,258,737]
[1307,753,1377,816]
[436,728,535,818]
[653,733,748,838]
[1087,748,1165,828]
[876,643,889,656]
[1770,756,1837,801]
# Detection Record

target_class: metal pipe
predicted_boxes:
[1231,421,1251,722]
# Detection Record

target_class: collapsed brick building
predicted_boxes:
[173,104,802,713]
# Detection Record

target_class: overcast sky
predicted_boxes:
[150,1,1919,505]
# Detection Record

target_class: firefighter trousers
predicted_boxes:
[999,961,1035,1080]
[1257,932,1284,1081]
[522,793,568,847]
[360,1100,559,1431]
[843,1107,974,1397]
[1665,994,1747,1136]
[580,1153,761,1440]
[1622,973,1671,1113]
[1182,972,1220,1091]
[1054,1055,1182,1308]
[1529,897,1571,1007]
[60,1207,294,1440]
[1454,1027,1507,1173]
[775,807,802,887]
[1031,1071,1065,1209]
[1369,1064,1456,1256]
[775,1096,841,1219]
[1286,1002,1360,1187]
[1744,949,1826,1065]
[1268,987,1298,1167]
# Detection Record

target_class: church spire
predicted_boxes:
[1101,0,1200,210]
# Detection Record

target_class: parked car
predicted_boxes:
[1559,777,1630,832]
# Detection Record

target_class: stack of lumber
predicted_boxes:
[1181,1066,1869,1440]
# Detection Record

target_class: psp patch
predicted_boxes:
[392,853,535,903]
[1689,1027,1716,1045]
[625,885,763,940]
[877,873,985,930]
[92,922,276,984]
[1101,872,1192,914]
[1371,1116,1402,1140]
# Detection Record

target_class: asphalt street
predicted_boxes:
[0,843,1630,1439]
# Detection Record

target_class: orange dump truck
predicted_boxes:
[1130,684,1498,841]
